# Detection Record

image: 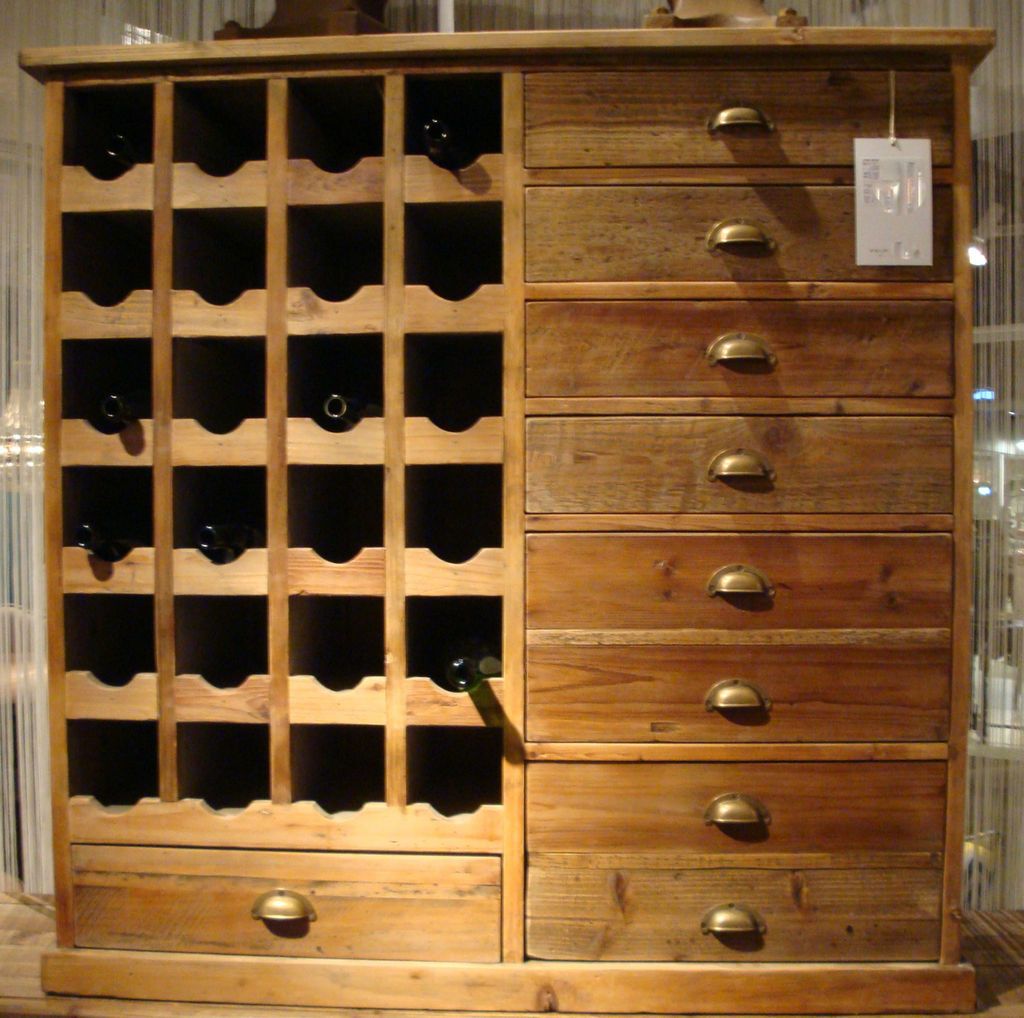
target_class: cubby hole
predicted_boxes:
[64,595,154,685]
[175,596,267,687]
[68,720,158,805]
[406,466,502,561]
[407,726,502,816]
[405,75,502,162]
[62,212,151,305]
[288,205,383,302]
[62,467,153,548]
[288,466,382,562]
[289,596,384,689]
[62,340,152,430]
[405,333,502,431]
[288,335,383,426]
[173,337,265,433]
[406,596,502,686]
[291,724,385,812]
[289,77,383,172]
[174,81,266,176]
[173,467,266,551]
[63,85,154,179]
[177,722,269,808]
[173,208,266,305]
[405,203,502,301]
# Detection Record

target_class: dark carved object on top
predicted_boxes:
[644,1,807,28]
[216,0,389,39]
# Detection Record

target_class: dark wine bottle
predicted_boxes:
[87,131,139,180]
[74,522,136,563]
[440,639,502,694]
[89,392,141,435]
[313,393,380,433]
[422,118,478,172]
[196,523,260,565]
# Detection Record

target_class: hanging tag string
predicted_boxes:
[888,69,897,146]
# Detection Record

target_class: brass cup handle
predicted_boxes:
[706,564,775,599]
[705,679,772,714]
[707,106,775,133]
[701,902,767,937]
[708,448,775,483]
[705,219,776,253]
[704,792,772,827]
[251,888,317,923]
[705,332,777,368]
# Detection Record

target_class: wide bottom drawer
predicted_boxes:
[527,858,942,962]
[72,845,501,962]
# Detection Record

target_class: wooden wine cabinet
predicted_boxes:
[22,26,991,1012]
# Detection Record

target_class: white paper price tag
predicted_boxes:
[855,138,933,266]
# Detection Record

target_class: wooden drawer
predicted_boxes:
[71,845,501,962]
[526,533,951,630]
[526,642,950,743]
[526,417,952,515]
[527,858,942,962]
[524,186,953,283]
[526,761,947,854]
[525,301,954,399]
[525,71,953,168]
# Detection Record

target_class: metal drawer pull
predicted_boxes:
[705,332,777,368]
[251,888,317,923]
[705,679,772,714]
[708,448,775,482]
[704,792,772,827]
[707,106,774,133]
[705,218,776,253]
[701,903,767,937]
[707,564,775,598]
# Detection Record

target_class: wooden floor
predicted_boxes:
[3,894,1024,1016]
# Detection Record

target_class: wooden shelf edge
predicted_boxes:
[172,548,269,596]
[524,741,951,762]
[405,153,504,204]
[406,675,505,727]
[524,281,956,301]
[40,949,976,1014]
[525,513,956,534]
[288,156,385,205]
[61,163,154,212]
[405,284,505,333]
[174,673,271,724]
[171,290,267,337]
[172,161,268,209]
[405,416,503,464]
[286,416,385,465]
[287,547,386,596]
[65,671,158,720]
[61,290,153,339]
[405,547,505,596]
[61,419,154,465]
[524,397,956,416]
[62,546,155,594]
[171,418,267,466]
[286,285,384,334]
[289,674,386,725]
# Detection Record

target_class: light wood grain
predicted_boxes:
[528,627,951,647]
[524,743,949,763]
[62,546,155,594]
[289,675,386,726]
[525,301,953,399]
[65,672,159,721]
[525,281,955,301]
[526,165,954,186]
[527,641,949,744]
[526,761,946,855]
[286,416,385,464]
[287,157,384,206]
[527,534,952,631]
[171,290,266,337]
[525,70,952,168]
[174,674,271,724]
[170,419,266,466]
[526,397,955,416]
[286,286,385,334]
[61,290,152,339]
[61,164,153,212]
[404,417,503,464]
[406,676,505,728]
[67,797,504,854]
[404,284,506,333]
[287,547,386,596]
[405,154,504,204]
[526,416,952,515]
[173,161,267,209]
[172,548,268,596]
[404,548,505,596]
[527,863,941,961]
[60,420,153,465]
[526,186,953,284]
[526,513,954,533]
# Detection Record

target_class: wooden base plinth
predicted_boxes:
[43,950,975,1014]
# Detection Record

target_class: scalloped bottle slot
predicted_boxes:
[173,208,266,306]
[64,84,153,181]
[175,596,267,688]
[174,337,265,434]
[289,204,383,303]
[290,596,384,692]
[63,211,152,305]
[68,720,157,806]
[291,724,384,814]
[405,202,502,302]
[405,74,501,169]
[63,466,153,553]
[175,80,266,178]
[65,594,155,687]
[289,334,383,431]
[289,465,382,564]
[406,333,501,432]
[407,726,502,817]
[407,595,502,691]
[173,467,266,557]
[289,77,383,174]
[62,339,151,434]
[406,465,501,563]
[177,722,269,809]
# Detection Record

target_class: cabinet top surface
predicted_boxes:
[20,26,993,82]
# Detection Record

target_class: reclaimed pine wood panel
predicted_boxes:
[524,71,953,168]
